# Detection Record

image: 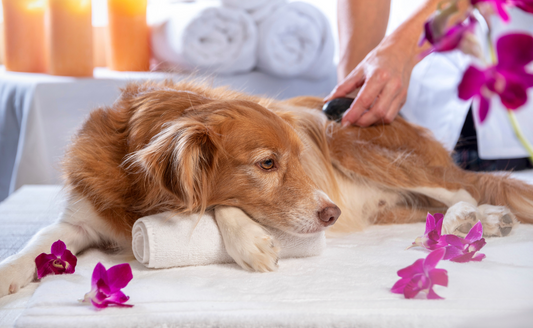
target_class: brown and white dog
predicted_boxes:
[1,81,532,297]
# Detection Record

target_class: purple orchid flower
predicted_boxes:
[421,13,478,56]
[458,33,533,122]
[82,262,134,309]
[443,221,487,262]
[471,0,533,21]
[35,240,77,279]
[391,248,449,299]
[409,213,448,250]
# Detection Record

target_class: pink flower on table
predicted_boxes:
[409,213,448,250]
[82,262,134,309]
[458,33,533,122]
[443,221,487,262]
[391,248,449,299]
[35,240,77,279]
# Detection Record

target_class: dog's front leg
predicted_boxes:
[0,196,117,297]
[214,206,280,272]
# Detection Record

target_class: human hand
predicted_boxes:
[325,35,419,127]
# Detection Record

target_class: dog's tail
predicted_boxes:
[465,171,533,224]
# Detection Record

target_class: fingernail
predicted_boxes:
[341,120,351,128]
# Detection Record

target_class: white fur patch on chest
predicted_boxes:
[329,171,403,233]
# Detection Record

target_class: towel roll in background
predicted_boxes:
[151,1,257,74]
[132,210,326,269]
[221,0,287,23]
[256,1,334,79]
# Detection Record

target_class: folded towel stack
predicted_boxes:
[256,1,335,79]
[151,1,257,74]
[132,209,326,269]
[221,0,286,23]
[151,0,334,79]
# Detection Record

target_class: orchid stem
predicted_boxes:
[487,34,533,165]
[507,110,533,164]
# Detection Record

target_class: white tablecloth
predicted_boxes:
[0,67,336,201]
[0,182,532,328]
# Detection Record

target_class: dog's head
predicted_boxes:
[130,88,340,235]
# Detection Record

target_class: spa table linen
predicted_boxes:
[1,173,533,327]
[0,66,337,202]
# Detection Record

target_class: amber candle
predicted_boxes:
[93,26,107,67]
[46,0,93,76]
[107,0,149,71]
[2,0,46,73]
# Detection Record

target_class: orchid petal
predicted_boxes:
[425,213,437,235]
[96,278,111,295]
[497,33,533,70]
[51,240,66,257]
[478,96,491,123]
[391,278,411,294]
[469,238,487,252]
[61,250,77,274]
[92,263,108,289]
[91,298,109,309]
[449,251,476,263]
[107,263,133,292]
[397,259,424,278]
[404,274,428,299]
[472,253,487,261]
[495,1,510,21]
[465,221,484,242]
[445,234,465,248]
[35,253,57,279]
[498,78,529,109]
[513,1,533,13]
[434,213,444,234]
[458,66,487,100]
[428,268,449,287]
[424,248,446,271]
[443,245,463,260]
[427,288,444,300]
[106,290,130,304]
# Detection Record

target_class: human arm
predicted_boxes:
[327,0,454,127]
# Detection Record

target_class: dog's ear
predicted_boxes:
[132,117,218,212]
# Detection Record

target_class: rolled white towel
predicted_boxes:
[256,1,334,79]
[221,0,287,23]
[132,209,326,269]
[151,1,257,74]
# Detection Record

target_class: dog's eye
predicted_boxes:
[259,159,275,171]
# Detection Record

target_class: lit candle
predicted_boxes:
[2,0,46,73]
[46,0,93,76]
[93,26,107,67]
[107,0,149,71]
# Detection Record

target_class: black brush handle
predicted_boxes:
[322,97,354,122]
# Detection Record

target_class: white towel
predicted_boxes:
[256,1,335,79]
[221,0,287,23]
[132,210,326,269]
[151,1,257,74]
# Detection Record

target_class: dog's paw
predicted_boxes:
[477,204,519,237]
[224,223,280,273]
[442,201,482,237]
[0,255,36,297]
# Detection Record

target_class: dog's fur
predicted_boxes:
[1,80,533,296]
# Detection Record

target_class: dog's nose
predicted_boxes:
[318,205,341,226]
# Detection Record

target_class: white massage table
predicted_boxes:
[1,171,532,328]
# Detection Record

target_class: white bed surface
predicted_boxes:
[1,180,533,328]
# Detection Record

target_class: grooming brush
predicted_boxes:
[322,97,354,122]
